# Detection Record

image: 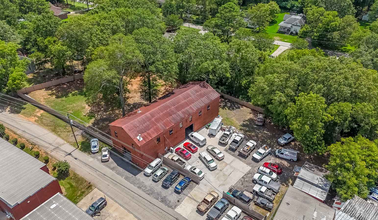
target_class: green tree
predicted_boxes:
[246,2,280,32]
[291,38,309,49]
[14,0,50,15]
[0,124,5,137]
[6,68,28,93]
[285,92,330,154]
[300,6,359,49]
[326,136,378,201]
[45,38,73,75]
[234,28,274,51]
[0,41,28,92]
[369,0,378,21]
[165,14,184,31]
[0,0,19,26]
[300,0,356,17]
[325,102,353,144]
[85,34,143,115]
[133,28,178,103]
[204,2,246,43]
[0,21,21,43]
[53,161,70,179]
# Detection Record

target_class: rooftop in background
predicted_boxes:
[0,138,56,208]
[335,196,378,220]
[49,3,69,18]
[293,161,331,202]
[274,185,335,220]
[21,193,93,220]
[110,82,220,146]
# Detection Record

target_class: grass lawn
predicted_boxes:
[64,2,89,12]
[266,13,298,43]
[59,171,93,204]
[219,108,241,130]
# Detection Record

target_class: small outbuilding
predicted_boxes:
[109,82,220,168]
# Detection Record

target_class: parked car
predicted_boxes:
[207,198,229,220]
[277,133,294,145]
[101,147,110,162]
[167,154,186,168]
[90,138,99,154]
[86,197,107,216]
[207,145,224,160]
[229,134,245,151]
[253,174,281,193]
[175,147,192,160]
[183,142,198,153]
[208,117,223,136]
[219,128,234,145]
[174,177,191,193]
[152,167,169,182]
[255,114,265,126]
[162,170,179,188]
[197,191,219,213]
[239,140,256,158]
[253,184,276,202]
[221,206,242,220]
[257,166,278,181]
[263,162,282,175]
[231,189,252,204]
[144,158,162,176]
[275,149,298,161]
[189,132,206,146]
[254,197,273,211]
[252,145,271,162]
[199,151,217,171]
[185,165,205,180]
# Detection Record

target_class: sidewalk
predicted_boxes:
[0,111,186,220]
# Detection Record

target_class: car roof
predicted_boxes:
[261,175,271,182]
[283,133,293,138]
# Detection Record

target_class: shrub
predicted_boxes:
[19,143,25,149]
[53,161,70,179]
[0,124,4,137]
[11,138,17,145]
[4,134,9,141]
[33,151,40,158]
[43,156,49,164]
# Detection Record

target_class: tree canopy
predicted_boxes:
[246,2,280,32]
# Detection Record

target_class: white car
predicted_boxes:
[257,166,277,181]
[101,147,110,162]
[207,145,224,160]
[199,152,217,171]
[90,138,99,153]
[185,165,205,180]
[221,206,242,220]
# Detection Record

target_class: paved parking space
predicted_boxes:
[77,188,137,220]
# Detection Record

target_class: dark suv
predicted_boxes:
[162,170,179,188]
[86,197,107,216]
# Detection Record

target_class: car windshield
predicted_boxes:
[197,170,203,175]
[147,165,154,170]
[184,152,189,156]
[256,151,263,156]
[208,159,214,164]
[102,154,107,158]
[89,205,96,211]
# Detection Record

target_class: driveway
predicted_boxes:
[78,188,137,220]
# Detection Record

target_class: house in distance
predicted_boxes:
[109,82,220,168]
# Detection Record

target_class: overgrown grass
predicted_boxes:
[59,171,93,204]
[266,13,298,43]
[219,109,240,129]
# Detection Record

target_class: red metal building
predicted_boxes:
[0,139,62,220]
[109,82,220,168]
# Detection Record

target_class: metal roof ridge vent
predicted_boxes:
[137,134,143,141]
[137,109,141,113]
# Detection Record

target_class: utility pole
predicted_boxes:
[67,114,80,149]
[119,77,126,117]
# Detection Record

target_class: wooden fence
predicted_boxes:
[219,92,264,113]
[18,74,83,94]
[162,156,202,184]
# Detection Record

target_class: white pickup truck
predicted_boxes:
[253,184,276,202]
[252,145,271,162]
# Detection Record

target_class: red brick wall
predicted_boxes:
[110,97,220,168]
[0,180,62,220]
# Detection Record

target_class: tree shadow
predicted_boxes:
[220,99,241,111]
[45,79,85,98]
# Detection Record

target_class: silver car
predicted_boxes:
[101,147,110,162]
[207,145,224,160]
[277,133,294,145]
[152,167,169,182]
[199,152,217,171]
[90,138,99,153]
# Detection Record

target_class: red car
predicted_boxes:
[175,147,192,160]
[183,142,198,153]
[263,162,282,174]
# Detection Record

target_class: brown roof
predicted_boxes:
[110,82,220,146]
[49,3,68,16]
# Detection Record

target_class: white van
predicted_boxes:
[189,132,206,146]
[208,118,223,136]
[144,158,162,176]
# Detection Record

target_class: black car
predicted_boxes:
[162,170,179,188]
[231,189,252,204]
[254,197,273,211]
[86,197,107,216]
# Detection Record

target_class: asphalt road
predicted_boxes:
[0,112,186,220]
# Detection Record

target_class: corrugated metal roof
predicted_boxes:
[0,138,55,208]
[274,185,335,220]
[111,82,220,145]
[293,162,331,202]
[21,193,93,220]
[335,196,378,220]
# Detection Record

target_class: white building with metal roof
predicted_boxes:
[335,196,378,220]
[21,193,93,220]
